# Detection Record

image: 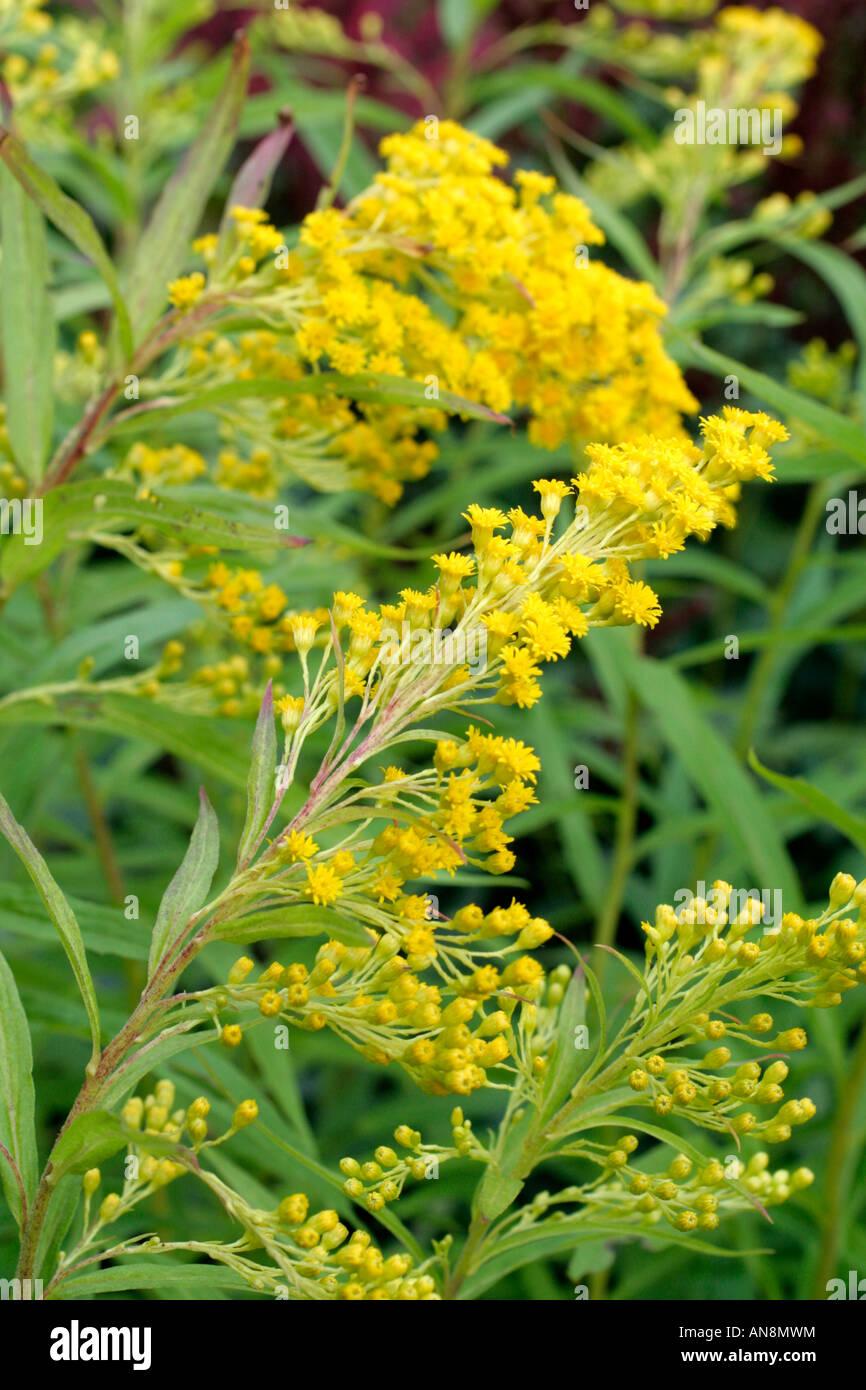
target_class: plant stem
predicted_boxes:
[735,479,834,759]
[74,743,125,907]
[812,1019,866,1296]
[14,918,214,1280]
[443,1211,489,1299]
[595,690,639,956]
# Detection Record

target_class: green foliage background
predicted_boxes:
[0,0,864,1299]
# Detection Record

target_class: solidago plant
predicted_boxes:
[0,23,856,1300]
[5,351,861,1296]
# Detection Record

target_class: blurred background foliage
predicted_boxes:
[1,0,865,1299]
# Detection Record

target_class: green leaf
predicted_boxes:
[0,947,37,1228]
[594,942,651,1000]
[0,126,133,360]
[747,750,866,857]
[237,682,278,870]
[643,550,770,606]
[460,1220,757,1298]
[215,905,376,950]
[122,34,251,346]
[438,0,478,48]
[217,111,294,266]
[567,1238,614,1281]
[528,702,606,912]
[34,1174,79,1281]
[0,692,249,789]
[539,968,589,1123]
[670,623,866,669]
[148,788,219,976]
[99,1026,216,1111]
[772,235,866,415]
[46,1110,178,1187]
[472,66,655,149]
[47,1112,127,1184]
[671,302,803,333]
[625,655,799,901]
[105,371,512,439]
[0,478,307,594]
[473,1167,525,1222]
[0,881,148,959]
[164,486,439,561]
[55,1260,246,1299]
[0,166,55,479]
[673,335,866,467]
[0,791,101,1071]
[690,174,866,271]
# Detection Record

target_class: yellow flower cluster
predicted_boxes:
[67,1078,255,1247]
[257,407,786,718]
[326,120,696,447]
[711,6,822,87]
[643,871,866,1007]
[338,1123,456,1213]
[628,1048,818,1143]
[68,1074,439,1299]
[145,120,705,506]
[126,403,785,725]
[587,5,822,218]
[121,442,208,487]
[597,3,821,86]
[166,324,445,504]
[551,871,866,1145]
[576,1140,813,1233]
[218,891,551,1097]
[0,0,118,123]
[266,1193,438,1299]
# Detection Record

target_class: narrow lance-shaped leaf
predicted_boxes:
[214,905,375,950]
[538,967,591,1125]
[216,109,294,267]
[0,946,38,1228]
[0,165,55,480]
[123,33,251,347]
[674,335,866,468]
[748,749,866,857]
[103,371,513,436]
[0,692,250,790]
[624,653,799,903]
[0,791,101,1072]
[237,681,278,870]
[148,787,219,976]
[56,1262,246,1299]
[0,125,133,360]
[0,477,310,594]
[473,1167,525,1222]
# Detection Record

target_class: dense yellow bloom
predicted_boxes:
[167,272,206,310]
[144,120,703,506]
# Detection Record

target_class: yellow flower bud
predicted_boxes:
[232,1099,258,1129]
[82,1169,101,1197]
[99,1193,121,1223]
[228,956,255,985]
